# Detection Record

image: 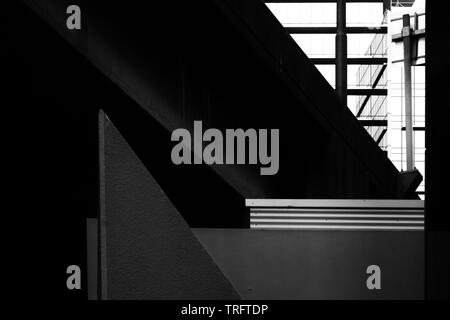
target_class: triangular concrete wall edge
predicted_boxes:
[98,110,241,299]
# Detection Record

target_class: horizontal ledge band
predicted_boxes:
[250,224,424,231]
[251,219,424,224]
[246,199,424,209]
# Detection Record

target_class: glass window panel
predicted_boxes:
[348,34,387,58]
[266,3,336,27]
[348,64,387,88]
[346,3,384,27]
[291,34,335,58]
[315,64,335,88]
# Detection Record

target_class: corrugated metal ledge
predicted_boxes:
[246,199,424,231]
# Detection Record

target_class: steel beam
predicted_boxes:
[264,0,386,3]
[376,128,387,145]
[358,119,388,126]
[348,88,387,96]
[356,64,387,117]
[264,0,413,4]
[311,57,387,65]
[286,26,386,34]
[336,0,347,105]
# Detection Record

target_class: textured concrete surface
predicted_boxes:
[194,228,424,299]
[99,111,240,299]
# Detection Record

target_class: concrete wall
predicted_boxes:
[194,228,424,299]
[99,111,239,299]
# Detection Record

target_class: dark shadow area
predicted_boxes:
[425,0,450,300]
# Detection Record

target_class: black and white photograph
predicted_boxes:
[3,0,449,309]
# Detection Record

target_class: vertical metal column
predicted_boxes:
[383,0,391,12]
[402,14,414,171]
[336,0,347,106]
